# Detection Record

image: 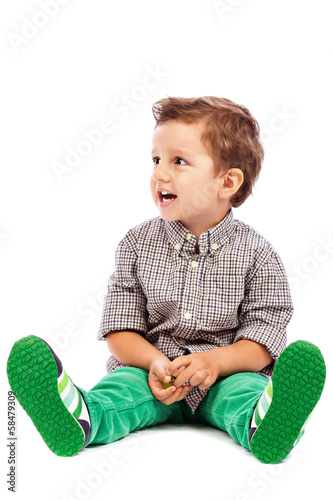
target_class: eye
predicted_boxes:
[151,156,188,167]
[175,157,187,165]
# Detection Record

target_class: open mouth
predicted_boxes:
[158,191,177,202]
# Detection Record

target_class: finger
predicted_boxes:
[152,366,171,384]
[159,386,182,404]
[161,374,177,389]
[177,384,193,400]
[170,365,186,380]
[197,375,213,391]
[162,384,191,404]
[154,384,177,401]
[167,357,188,375]
[150,372,169,391]
[172,387,186,403]
[189,369,207,388]
[173,384,192,401]
[149,372,174,396]
[172,366,196,388]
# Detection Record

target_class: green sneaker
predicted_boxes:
[249,340,326,464]
[7,335,91,457]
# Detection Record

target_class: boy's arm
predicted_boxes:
[97,235,149,342]
[209,339,273,377]
[210,246,293,377]
[231,247,293,370]
[106,330,168,372]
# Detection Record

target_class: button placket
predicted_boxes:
[181,249,202,324]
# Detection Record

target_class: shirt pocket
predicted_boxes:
[200,273,244,330]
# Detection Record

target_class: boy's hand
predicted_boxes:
[166,351,220,391]
[148,357,192,405]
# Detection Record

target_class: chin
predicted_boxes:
[159,213,176,221]
[157,210,179,221]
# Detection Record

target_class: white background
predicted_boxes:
[1,1,332,499]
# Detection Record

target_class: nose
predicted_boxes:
[152,160,171,182]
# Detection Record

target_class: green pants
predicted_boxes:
[79,368,268,451]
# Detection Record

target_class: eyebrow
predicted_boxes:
[151,148,193,156]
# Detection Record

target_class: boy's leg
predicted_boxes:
[7,335,91,457]
[79,366,186,447]
[192,372,267,450]
[192,340,326,464]
[249,340,326,464]
[7,335,186,457]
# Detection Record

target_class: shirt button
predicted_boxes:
[190,260,198,268]
[211,243,218,250]
[184,312,192,320]
[179,338,186,345]
[185,233,192,240]
[174,243,181,250]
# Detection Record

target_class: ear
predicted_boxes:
[218,168,244,199]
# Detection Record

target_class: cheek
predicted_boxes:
[187,183,216,210]
[150,177,157,197]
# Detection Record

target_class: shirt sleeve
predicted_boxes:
[97,234,149,341]
[234,247,294,359]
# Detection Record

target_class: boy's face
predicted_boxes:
[150,119,229,234]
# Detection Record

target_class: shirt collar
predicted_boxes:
[163,208,235,256]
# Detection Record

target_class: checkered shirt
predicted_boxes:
[97,209,293,414]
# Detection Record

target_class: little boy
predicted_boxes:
[7,96,326,464]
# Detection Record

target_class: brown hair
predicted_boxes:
[152,96,264,207]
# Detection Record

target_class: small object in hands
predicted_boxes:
[161,375,176,389]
